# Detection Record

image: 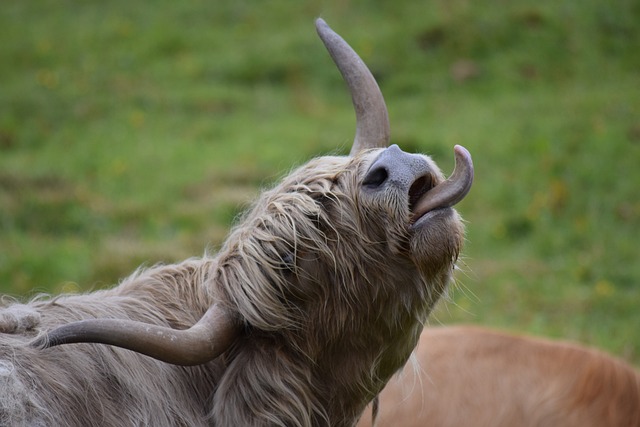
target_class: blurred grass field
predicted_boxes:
[1,1,639,364]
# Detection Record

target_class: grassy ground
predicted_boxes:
[1,0,639,364]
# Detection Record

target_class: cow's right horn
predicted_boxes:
[32,303,240,366]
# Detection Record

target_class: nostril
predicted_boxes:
[363,166,388,188]
[408,175,433,211]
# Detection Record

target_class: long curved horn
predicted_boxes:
[316,18,390,155]
[32,304,240,366]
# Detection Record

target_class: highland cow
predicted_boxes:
[358,326,640,427]
[0,19,473,427]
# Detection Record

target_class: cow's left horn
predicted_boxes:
[32,303,240,366]
[316,18,390,155]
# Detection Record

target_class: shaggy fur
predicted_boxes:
[0,149,465,426]
[358,326,640,427]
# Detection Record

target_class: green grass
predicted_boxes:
[1,0,639,364]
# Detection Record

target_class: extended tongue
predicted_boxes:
[412,145,473,220]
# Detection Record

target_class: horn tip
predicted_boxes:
[315,18,332,37]
[315,17,327,29]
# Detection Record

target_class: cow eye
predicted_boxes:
[280,252,295,272]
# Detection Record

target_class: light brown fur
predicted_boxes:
[0,150,464,426]
[358,326,640,427]
[0,18,471,425]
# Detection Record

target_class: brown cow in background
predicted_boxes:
[359,326,640,427]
